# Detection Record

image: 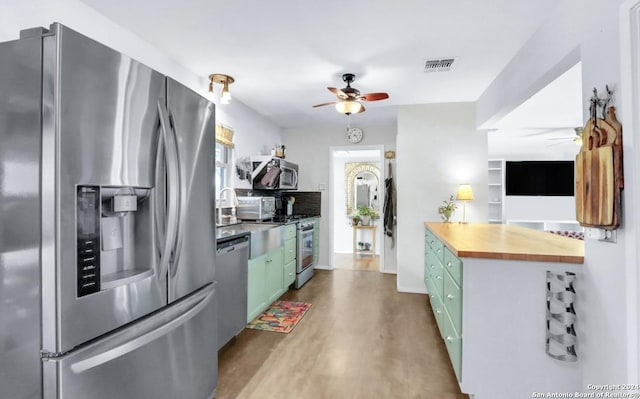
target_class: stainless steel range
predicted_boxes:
[295,220,315,288]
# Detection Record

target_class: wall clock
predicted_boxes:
[347,127,363,143]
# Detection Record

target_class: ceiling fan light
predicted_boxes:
[209,73,234,104]
[573,136,583,146]
[335,100,363,115]
[221,81,232,104]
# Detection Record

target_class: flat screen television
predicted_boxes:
[505,161,574,196]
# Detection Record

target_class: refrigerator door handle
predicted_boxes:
[168,109,185,278]
[68,283,215,374]
[154,124,166,261]
[157,99,180,278]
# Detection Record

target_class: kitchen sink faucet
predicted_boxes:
[217,187,239,224]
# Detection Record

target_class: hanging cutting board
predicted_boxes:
[575,107,623,229]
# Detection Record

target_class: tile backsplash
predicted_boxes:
[234,189,321,217]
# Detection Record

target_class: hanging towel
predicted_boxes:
[261,165,281,188]
[383,162,396,248]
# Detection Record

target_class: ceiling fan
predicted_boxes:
[312,73,389,115]
[547,127,583,146]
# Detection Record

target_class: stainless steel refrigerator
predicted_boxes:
[0,23,217,399]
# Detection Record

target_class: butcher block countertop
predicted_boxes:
[424,222,584,264]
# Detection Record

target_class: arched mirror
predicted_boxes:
[345,162,380,215]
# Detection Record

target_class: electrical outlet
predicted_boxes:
[585,227,616,243]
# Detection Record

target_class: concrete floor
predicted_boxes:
[217,269,467,399]
[333,253,380,271]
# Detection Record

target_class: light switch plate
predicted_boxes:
[318,183,326,190]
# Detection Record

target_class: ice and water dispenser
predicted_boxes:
[76,185,154,297]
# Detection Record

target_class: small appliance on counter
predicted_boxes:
[286,196,295,217]
[236,196,276,221]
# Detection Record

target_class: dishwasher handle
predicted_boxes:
[217,236,249,255]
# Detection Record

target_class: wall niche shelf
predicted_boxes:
[487,159,505,224]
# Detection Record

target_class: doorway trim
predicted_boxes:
[329,145,386,271]
[620,0,640,383]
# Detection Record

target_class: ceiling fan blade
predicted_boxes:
[312,101,337,108]
[547,141,575,147]
[358,92,389,101]
[328,87,348,99]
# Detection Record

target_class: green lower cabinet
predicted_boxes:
[247,255,267,322]
[443,247,463,286]
[425,227,463,383]
[442,310,462,382]
[247,246,286,323]
[430,292,445,334]
[284,237,296,264]
[443,271,462,335]
[284,259,296,286]
[265,247,285,304]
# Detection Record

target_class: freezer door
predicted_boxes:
[43,283,218,399]
[166,78,216,302]
[0,34,43,399]
[42,24,167,353]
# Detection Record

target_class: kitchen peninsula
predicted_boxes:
[424,222,584,399]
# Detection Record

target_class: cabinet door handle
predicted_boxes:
[446,336,454,342]
[447,261,452,267]
[436,275,442,280]
[447,294,455,300]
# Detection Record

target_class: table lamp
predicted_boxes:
[456,184,474,224]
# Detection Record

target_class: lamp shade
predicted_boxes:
[335,100,363,115]
[456,184,474,201]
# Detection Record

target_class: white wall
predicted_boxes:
[477,0,632,387]
[1,0,202,94]
[284,125,396,271]
[396,102,488,293]
[504,197,575,222]
[488,130,582,161]
[219,101,284,190]
[0,0,284,195]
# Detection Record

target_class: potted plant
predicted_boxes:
[357,206,377,226]
[438,196,457,223]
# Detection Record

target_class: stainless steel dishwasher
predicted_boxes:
[216,234,249,350]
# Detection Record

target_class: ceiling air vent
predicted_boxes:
[424,58,457,73]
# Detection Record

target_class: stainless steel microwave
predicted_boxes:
[251,156,298,190]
